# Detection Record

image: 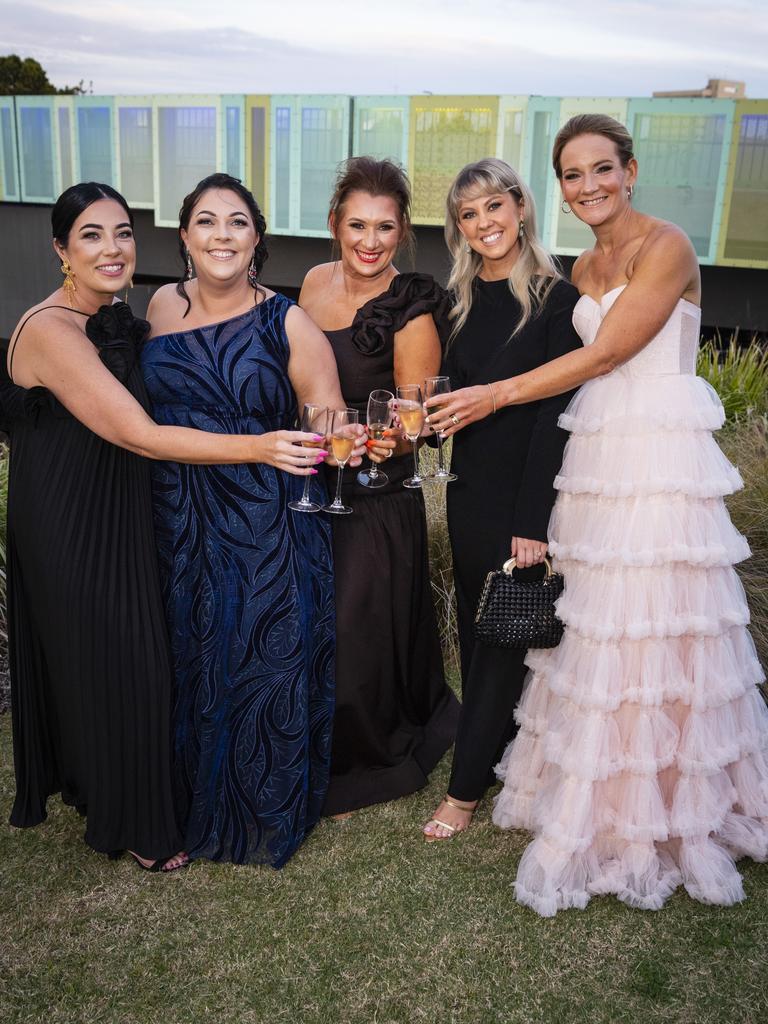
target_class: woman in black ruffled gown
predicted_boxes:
[301,158,459,816]
[1,183,326,869]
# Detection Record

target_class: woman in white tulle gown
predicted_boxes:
[424,114,768,916]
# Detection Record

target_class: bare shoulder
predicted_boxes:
[300,262,337,307]
[636,219,696,264]
[285,301,323,337]
[11,299,86,348]
[146,283,186,336]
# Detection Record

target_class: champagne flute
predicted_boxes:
[424,376,457,483]
[288,403,329,512]
[323,408,359,515]
[396,384,424,489]
[357,388,394,489]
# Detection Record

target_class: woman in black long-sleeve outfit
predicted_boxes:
[423,158,582,840]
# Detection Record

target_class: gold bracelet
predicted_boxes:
[487,382,497,414]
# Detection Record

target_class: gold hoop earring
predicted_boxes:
[561,200,572,214]
[60,258,77,308]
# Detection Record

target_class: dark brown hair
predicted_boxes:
[328,156,414,254]
[176,172,268,317]
[52,182,133,247]
[552,114,635,179]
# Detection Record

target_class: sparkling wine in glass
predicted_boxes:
[288,404,329,512]
[357,389,394,489]
[323,408,359,515]
[396,384,424,489]
[424,376,457,483]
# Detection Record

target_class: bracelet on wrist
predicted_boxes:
[487,382,497,414]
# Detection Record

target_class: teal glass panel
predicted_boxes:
[355,105,404,162]
[724,114,768,261]
[528,110,553,236]
[119,107,153,204]
[20,106,54,199]
[632,112,726,257]
[226,105,241,178]
[250,106,267,206]
[502,109,524,171]
[58,107,74,190]
[1,107,17,198]
[77,106,113,182]
[300,105,345,231]
[157,106,217,224]
[274,106,291,230]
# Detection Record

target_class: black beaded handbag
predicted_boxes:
[474,557,565,649]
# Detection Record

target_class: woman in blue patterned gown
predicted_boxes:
[142,174,359,867]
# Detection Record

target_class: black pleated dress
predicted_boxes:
[320,273,460,815]
[0,303,183,860]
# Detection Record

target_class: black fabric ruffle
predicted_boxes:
[349,273,450,355]
[85,302,150,381]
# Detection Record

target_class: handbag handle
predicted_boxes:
[502,556,555,577]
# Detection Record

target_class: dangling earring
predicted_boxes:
[627,186,633,200]
[561,200,572,214]
[60,258,77,308]
[124,277,134,303]
[248,252,259,289]
[463,242,472,254]
[184,248,193,281]
[518,219,526,239]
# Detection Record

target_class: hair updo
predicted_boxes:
[552,114,635,179]
[176,172,268,317]
[52,182,133,248]
[327,156,414,255]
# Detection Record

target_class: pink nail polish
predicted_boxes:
[311,468,318,475]
[312,434,324,441]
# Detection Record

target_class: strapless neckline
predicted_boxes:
[576,284,701,315]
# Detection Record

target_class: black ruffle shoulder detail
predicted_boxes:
[349,273,450,355]
[85,302,150,382]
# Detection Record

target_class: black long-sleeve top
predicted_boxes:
[444,276,583,546]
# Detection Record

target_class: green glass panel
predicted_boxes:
[119,107,153,205]
[724,114,768,261]
[356,106,404,163]
[20,105,54,200]
[300,105,345,232]
[632,112,726,257]
[78,106,113,183]
[157,106,217,224]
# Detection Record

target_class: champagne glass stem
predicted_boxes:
[333,463,345,506]
[368,457,379,482]
[436,431,446,473]
[411,439,420,480]
[299,474,312,505]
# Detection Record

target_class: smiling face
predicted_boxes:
[456,189,524,277]
[332,191,402,280]
[559,133,637,227]
[53,198,135,300]
[181,188,258,286]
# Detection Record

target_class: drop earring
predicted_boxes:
[627,186,634,200]
[561,200,572,214]
[124,277,134,303]
[518,219,526,239]
[184,248,193,281]
[248,252,259,288]
[60,258,77,307]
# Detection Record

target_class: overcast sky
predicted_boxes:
[2,0,766,97]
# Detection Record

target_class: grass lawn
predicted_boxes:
[1,713,767,1024]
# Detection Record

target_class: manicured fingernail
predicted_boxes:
[312,434,324,441]
[311,469,318,475]
[314,456,325,464]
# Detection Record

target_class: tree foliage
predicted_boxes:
[0,54,87,95]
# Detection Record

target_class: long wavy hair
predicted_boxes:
[445,158,561,339]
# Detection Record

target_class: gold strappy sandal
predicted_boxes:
[423,795,477,843]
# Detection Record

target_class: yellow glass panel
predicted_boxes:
[410,97,499,225]
[723,108,768,262]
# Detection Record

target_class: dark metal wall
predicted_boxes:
[2,203,766,339]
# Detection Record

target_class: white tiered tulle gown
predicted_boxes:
[492,285,768,917]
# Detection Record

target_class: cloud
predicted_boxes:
[1,0,766,96]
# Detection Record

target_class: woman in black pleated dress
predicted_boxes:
[421,159,583,840]
[1,183,326,869]
[300,158,459,816]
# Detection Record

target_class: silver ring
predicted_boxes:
[450,413,461,426]
[385,449,394,459]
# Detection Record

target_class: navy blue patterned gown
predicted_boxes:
[141,294,334,868]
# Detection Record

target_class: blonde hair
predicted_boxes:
[445,158,561,339]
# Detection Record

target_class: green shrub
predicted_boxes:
[697,337,768,422]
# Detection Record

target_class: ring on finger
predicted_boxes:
[450,413,461,426]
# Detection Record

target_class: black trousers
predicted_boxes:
[447,558,540,802]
